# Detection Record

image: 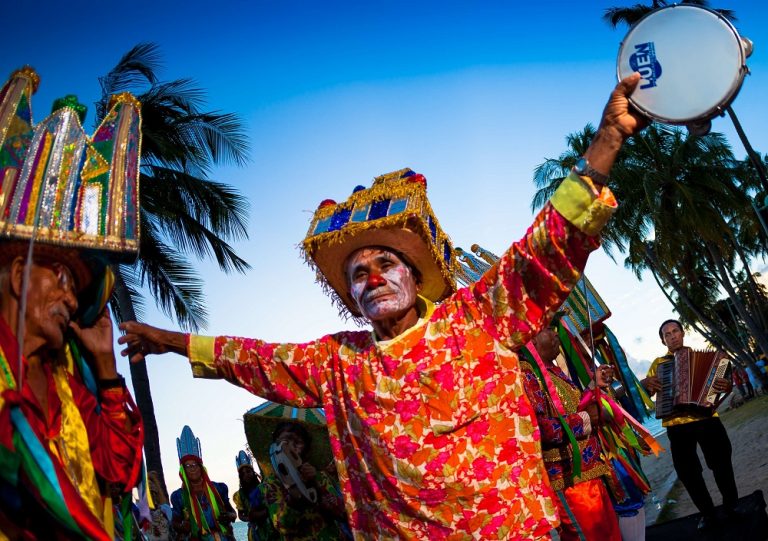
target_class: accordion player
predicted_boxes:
[654,347,732,419]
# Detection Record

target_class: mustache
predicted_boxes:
[362,288,398,302]
[51,306,71,326]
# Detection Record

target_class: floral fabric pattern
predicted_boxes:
[189,176,616,540]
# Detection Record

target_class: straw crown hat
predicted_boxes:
[301,168,459,318]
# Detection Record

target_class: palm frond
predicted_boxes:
[110,264,147,324]
[603,1,735,29]
[138,219,208,332]
[96,43,162,120]
[141,167,250,239]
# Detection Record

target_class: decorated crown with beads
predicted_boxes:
[301,168,459,319]
[0,66,141,258]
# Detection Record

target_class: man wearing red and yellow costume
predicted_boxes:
[0,67,144,540]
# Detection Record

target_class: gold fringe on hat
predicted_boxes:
[301,168,459,320]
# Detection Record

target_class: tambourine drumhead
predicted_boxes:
[617,4,747,125]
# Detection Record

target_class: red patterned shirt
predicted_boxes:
[188,172,616,540]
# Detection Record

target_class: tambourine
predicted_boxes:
[269,441,318,503]
[617,4,753,134]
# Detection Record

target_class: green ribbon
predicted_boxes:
[520,348,582,478]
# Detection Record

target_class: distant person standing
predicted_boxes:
[737,365,755,399]
[171,426,237,541]
[642,320,739,530]
[233,450,275,541]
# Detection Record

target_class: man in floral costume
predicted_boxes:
[120,74,646,540]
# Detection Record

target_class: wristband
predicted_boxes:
[97,375,126,389]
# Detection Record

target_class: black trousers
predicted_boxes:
[667,416,738,515]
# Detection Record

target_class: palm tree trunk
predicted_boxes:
[705,242,768,358]
[112,268,170,500]
[730,236,768,332]
[645,244,746,355]
[649,260,757,365]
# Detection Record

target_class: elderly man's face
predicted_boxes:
[25,260,78,350]
[346,247,418,322]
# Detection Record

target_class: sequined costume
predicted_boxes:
[184,171,616,540]
[520,359,620,540]
[0,66,143,540]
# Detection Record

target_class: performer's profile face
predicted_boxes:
[22,259,78,350]
[533,328,560,362]
[660,322,685,351]
[346,247,418,322]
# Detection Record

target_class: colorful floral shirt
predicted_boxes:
[187,172,616,540]
[520,363,610,491]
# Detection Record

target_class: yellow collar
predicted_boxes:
[373,295,434,346]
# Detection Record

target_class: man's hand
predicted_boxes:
[70,310,118,379]
[712,377,732,394]
[117,321,187,363]
[174,518,191,534]
[595,365,614,389]
[583,73,648,179]
[582,401,611,428]
[298,463,317,483]
[221,510,237,524]
[598,73,648,141]
[642,375,661,396]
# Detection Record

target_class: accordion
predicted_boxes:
[655,348,731,419]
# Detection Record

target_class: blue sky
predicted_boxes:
[4,0,767,499]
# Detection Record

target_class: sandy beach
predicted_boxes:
[640,393,768,525]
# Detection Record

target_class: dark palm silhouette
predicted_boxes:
[95,43,251,494]
[533,123,768,384]
[602,0,735,29]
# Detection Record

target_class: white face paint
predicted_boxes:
[346,248,418,322]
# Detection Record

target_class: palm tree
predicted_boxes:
[602,0,736,29]
[533,124,768,384]
[95,43,251,495]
